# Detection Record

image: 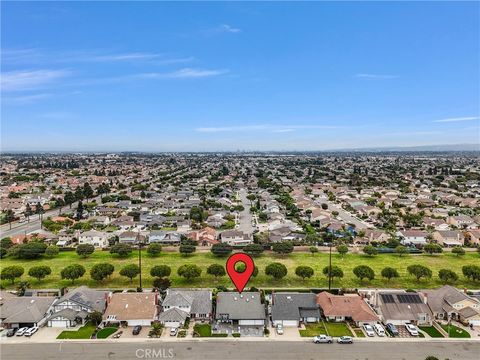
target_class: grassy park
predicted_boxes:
[1,250,479,289]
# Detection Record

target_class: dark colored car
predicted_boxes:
[132,325,142,335]
[6,329,16,337]
[386,323,399,336]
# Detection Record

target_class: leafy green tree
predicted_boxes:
[395,245,408,257]
[64,191,76,208]
[28,265,52,282]
[1,265,24,284]
[83,182,94,199]
[462,265,480,282]
[438,269,458,284]
[177,264,202,280]
[407,264,432,281]
[90,263,115,282]
[76,200,84,220]
[150,265,171,278]
[265,262,288,280]
[120,264,140,283]
[381,267,399,281]
[8,242,47,259]
[295,266,314,280]
[210,243,233,257]
[147,243,162,256]
[152,277,171,291]
[451,246,465,256]
[322,265,344,281]
[336,244,348,258]
[179,244,196,256]
[16,281,30,296]
[60,264,86,284]
[88,311,103,326]
[309,246,318,255]
[353,265,375,282]
[363,245,378,257]
[423,243,443,255]
[110,243,132,257]
[235,263,259,277]
[207,264,226,278]
[76,244,95,258]
[272,241,294,255]
[243,243,264,257]
[45,245,59,257]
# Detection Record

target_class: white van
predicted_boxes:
[373,323,386,337]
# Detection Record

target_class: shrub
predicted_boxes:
[150,265,171,278]
[61,264,86,284]
[353,265,375,282]
[1,265,24,284]
[177,264,202,280]
[295,266,314,280]
[76,244,95,258]
[146,243,162,256]
[110,243,132,257]
[265,262,288,280]
[381,267,399,281]
[28,265,52,282]
[407,264,432,281]
[90,263,115,282]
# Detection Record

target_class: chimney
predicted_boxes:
[423,293,428,304]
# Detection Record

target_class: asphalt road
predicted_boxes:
[236,189,254,235]
[316,199,373,230]
[1,341,479,360]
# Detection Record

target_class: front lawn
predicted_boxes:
[299,322,352,337]
[96,327,118,339]
[57,322,96,339]
[193,324,212,337]
[354,329,365,337]
[2,250,479,290]
[440,324,471,338]
[419,326,444,338]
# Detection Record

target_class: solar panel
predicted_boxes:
[381,294,395,303]
[397,294,422,304]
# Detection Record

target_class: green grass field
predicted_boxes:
[299,322,352,337]
[1,250,479,289]
[57,322,95,339]
[440,324,471,338]
[419,326,444,338]
[96,327,118,339]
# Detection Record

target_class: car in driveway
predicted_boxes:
[6,329,16,337]
[15,327,29,336]
[373,323,386,337]
[275,324,284,335]
[337,336,353,344]
[363,324,375,337]
[24,327,38,337]
[386,323,399,336]
[405,323,419,336]
[132,325,142,335]
[313,335,333,344]
[170,327,178,336]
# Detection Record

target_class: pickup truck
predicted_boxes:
[313,334,333,344]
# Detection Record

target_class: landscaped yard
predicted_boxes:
[193,324,212,337]
[353,329,365,337]
[57,322,96,339]
[299,321,352,337]
[1,250,479,289]
[96,327,118,339]
[419,326,444,338]
[440,324,471,338]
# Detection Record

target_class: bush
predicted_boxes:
[438,269,458,284]
[150,265,171,278]
[61,264,86,284]
[211,243,232,257]
[407,264,432,281]
[76,244,95,258]
[451,246,465,256]
[1,265,24,284]
[295,265,314,280]
[147,243,162,256]
[28,265,52,282]
[265,262,288,280]
[363,245,378,257]
[90,263,115,282]
[272,241,294,255]
[232,333,241,337]
[45,245,60,257]
[8,242,47,259]
[353,265,375,282]
[152,277,171,291]
[110,243,132,257]
[177,264,202,280]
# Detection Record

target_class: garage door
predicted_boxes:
[164,321,180,328]
[469,320,480,326]
[128,320,153,327]
[281,320,298,327]
[239,320,264,326]
[49,320,69,328]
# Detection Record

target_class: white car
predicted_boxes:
[170,327,178,336]
[373,323,386,337]
[363,324,375,337]
[276,324,284,335]
[15,327,29,336]
[405,323,419,336]
[24,327,38,337]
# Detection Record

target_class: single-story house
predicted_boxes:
[148,231,181,245]
[373,291,432,326]
[158,289,212,328]
[271,292,320,327]
[103,292,159,327]
[432,231,464,247]
[215,292,265,326]
[316,292,379,326]
[0,296,56,329]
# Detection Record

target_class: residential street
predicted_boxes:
[237,189,254,235]
[2,340,479,360]
[316,198,373,230]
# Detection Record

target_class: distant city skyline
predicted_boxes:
[1,2,479,151]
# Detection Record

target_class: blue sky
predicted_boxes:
[1,1,479,151]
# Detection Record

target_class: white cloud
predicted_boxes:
[195,124,344,133]
[141,68,229,79]
[432,116,479,123]
[219,24,241,33]
[1,69,71,92]
[355,73,399,79]
[2,93,52,105]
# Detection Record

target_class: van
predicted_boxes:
[373,323,386,337]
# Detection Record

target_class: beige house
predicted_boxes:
[432,230,464,247]
[464,230,480,246]
[103,292,159,327]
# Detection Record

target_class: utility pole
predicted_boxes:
[328,242,332,290]
[137,232,143,291]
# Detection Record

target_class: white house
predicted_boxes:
[397,230,428,245]
[78,230,110,248]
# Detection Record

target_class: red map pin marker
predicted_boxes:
[226,253,254,293]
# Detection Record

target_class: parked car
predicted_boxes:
[405,323,419,336]
[170,327,178,336]
[373,323,386,337]
[24,327,38,337]
[276,324,284,335]
[313,334,333,344]
[113,331,123,338]
[15,327,29,336]
[363,324,375,337]
[6,329,16,337]
[386,323,399,336]
[337,336,353,344]
[132,325,142,335]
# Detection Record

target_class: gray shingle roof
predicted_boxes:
[55,286,108,313]
[0,297,55,324]
[215,292,265,320]
[158,307,189,322]
[163,289,212,315]
[271,293,320,321]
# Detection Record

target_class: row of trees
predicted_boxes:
[3,263,479,286]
